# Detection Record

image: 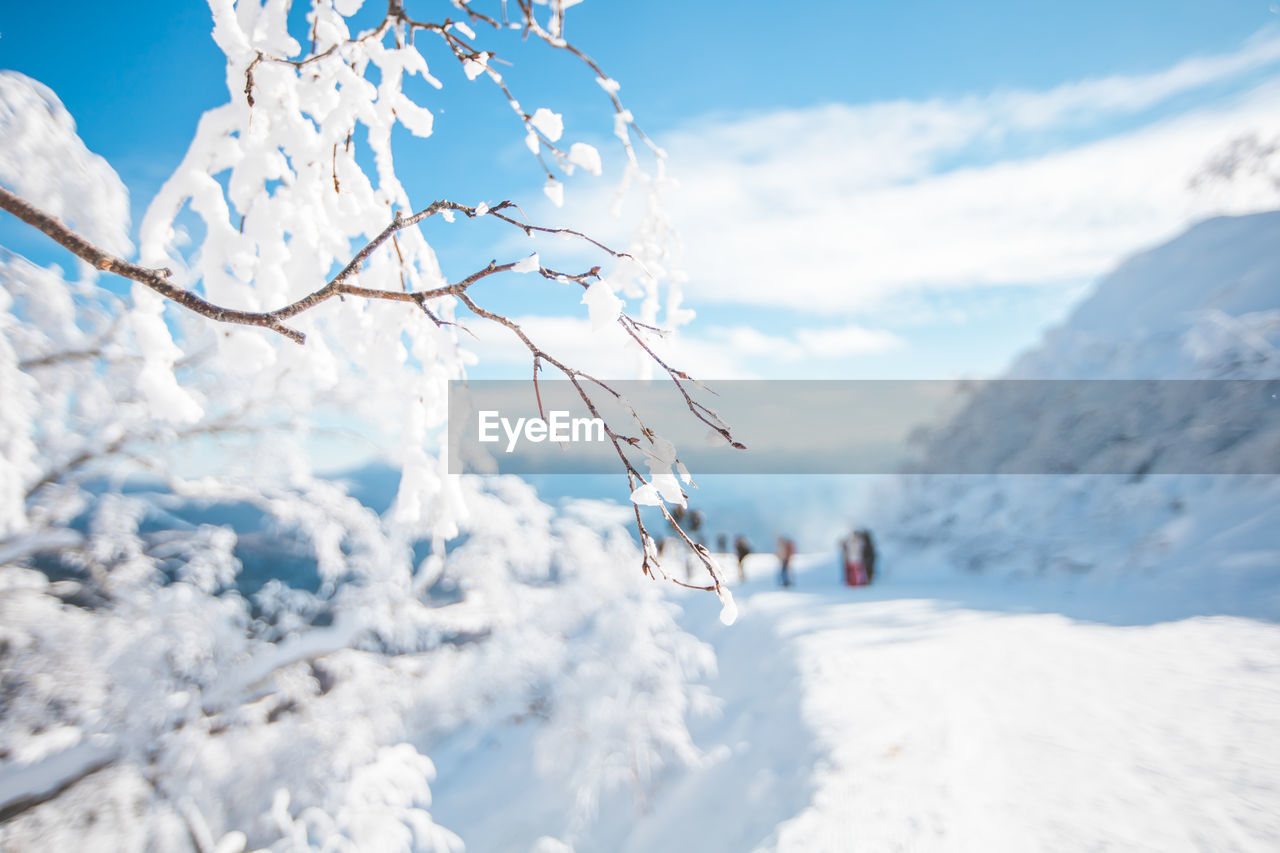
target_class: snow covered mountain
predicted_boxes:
[1009,210,1280,380]
[874,211,1280,614]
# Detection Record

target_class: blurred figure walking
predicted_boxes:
[734,535,752,583]
[861,529,877,584]
[777,536,796,587]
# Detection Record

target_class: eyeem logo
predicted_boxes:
[478,410,606,452]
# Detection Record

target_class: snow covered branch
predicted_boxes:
[1,190,613,345]
[1,1,727,846]
[2,180,743,596]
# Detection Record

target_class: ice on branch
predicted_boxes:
[630,483,662,506]
[0,71,131,259]
[512,253,541,274]
[717,587,738,626]
[462,53,490,81]
[529,108,564,142]
[0,286,36,538]
[128,287,204,423]
[638,433,687,508]
[568,142,603,176]
[395,97,435,139]
[544,177,565,208]
[333,0,365,16]
[581,279,622,330]
[449,20,476,41]
[613,110,634,144]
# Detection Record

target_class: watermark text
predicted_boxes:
[478,410,606,452]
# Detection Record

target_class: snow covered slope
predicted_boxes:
[876,211,1280,604]
[427,556,1280,852]
[1009,210,1280,380]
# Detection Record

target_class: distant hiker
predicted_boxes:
[734,535,752,583]
[861,528,877,584]
[776,536,797,587]
[841,529,876,586]
[839,533,863,586]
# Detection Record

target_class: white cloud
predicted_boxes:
[487,30,1280,378]
[461,315,902,379]
[662,30,1280,194]
[994,29,1280,128]
[691,323,903,362]
[661,86,1280,312]
[796,325,904,357]
[526,31,1280,315]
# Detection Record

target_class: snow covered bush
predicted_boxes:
[0,2,725,849]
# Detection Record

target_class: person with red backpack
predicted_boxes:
[841,528,877,586]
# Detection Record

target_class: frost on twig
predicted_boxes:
[0,2,737,845]
[1,183,743,595]
[0,0,738,597]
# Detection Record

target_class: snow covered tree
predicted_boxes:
[0,2,732,849]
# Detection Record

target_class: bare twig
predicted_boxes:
[453,289,739,596]
[0,190,617,345]
[1,1,742,595]
[3,182,741,591]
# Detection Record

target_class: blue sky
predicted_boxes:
[3,1,1280,380]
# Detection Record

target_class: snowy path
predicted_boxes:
[433,553,1280,852]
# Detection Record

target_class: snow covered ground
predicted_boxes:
[425,204,1280,853]
[431,550,1280,852]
